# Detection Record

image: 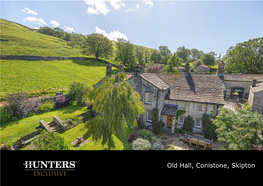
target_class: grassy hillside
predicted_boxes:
[0,18,85,57]
[0,59,118,97]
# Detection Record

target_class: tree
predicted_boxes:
[159,45,172,64]
[176,46,190,62]
[69,82,91,106]
[115,38,136,69]
[39,26,55,36]
[190,48,201,61]
[145,63,163,73]
[202,114,217,140]
[191,59,204,70]
[152,108,163,135]
[31,130,69,150]
[81,33,113,59]
[86,73,145,150]
[201,53,215,66]
[150,50,162,64]
[134,46,145,66]
[224,38,263,74]
[165,53,182,73]
[182,115,195,133]
[64,32,72,41]
[213,106,263,150]
[67,38,77,49]
[54,27,65,39]
[144,50,151,65]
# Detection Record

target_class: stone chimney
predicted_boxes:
[106,63,112,77]
[252,79,257,87]
[119,62,124,74]
[140,65,144,73]
[134,63,141,76]
[217,60,225,76]
[184,61,190,76]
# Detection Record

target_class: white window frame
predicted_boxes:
[197,104,203,111]
[195,118,202,128]
[147,110,152,122]
[178,116,184,125]
[145,92,152,104]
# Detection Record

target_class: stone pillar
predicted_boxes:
[217,61,225,76]
[106,63,112,77]
[171,116,176,134]
[184,61,190,76]
[119,62,124,74]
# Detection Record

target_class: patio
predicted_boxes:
[150,128,224,150]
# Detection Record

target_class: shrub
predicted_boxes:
[202,114,217,140]
[39,100,55,113]
[182,115,195,133]
[6,92,41,118]
[128,132,137,142]
[0,106,13,123]
[31,130,68,150]
[132,138,151,150]
[69,82,91,106]
[152,108,163,135]
[137,129,152,143]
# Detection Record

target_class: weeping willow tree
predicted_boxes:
[86,73,145,150]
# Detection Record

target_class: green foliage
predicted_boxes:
[224,37,263,74]
[176,46,190,62]
[201,53,215,66]
[132,138,151,150]
[191,59,204,70]
[202,114,217,140]
[81,33,113,59]
[150,50,162,64]
[69,81,92,106]
[213,107,263,150]
[0,106,13,123]
[165,53,182,73]
[190,48,202,61]
[152,108,162,135]
[182,115,195,133]
[159,46,172,64]
[31,130,69,150]
[115,38,136,69]
[85,73,145,150]
[137,129,152,142]
[39,100,55,113]
[134,46,146,66]
[176,109,186,120]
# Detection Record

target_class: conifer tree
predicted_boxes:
[86,73,145,150]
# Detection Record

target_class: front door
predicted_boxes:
[167,116,173,127]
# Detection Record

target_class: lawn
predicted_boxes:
[58,123,133,150]
[0,59,118,97]
[0,105,87,144]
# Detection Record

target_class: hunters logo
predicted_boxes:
[23,161,77,177]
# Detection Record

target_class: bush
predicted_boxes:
[69,82,91,106]
[0,106,13,123]
[39,100,55,113]
[182,115,195,133]
[31,130,68,150]
[6,92,41,118]
[137,129,152,143]
[202,114,217,140]
[128,132,137,142]
[132,138,151,150]
[152,108,163,135]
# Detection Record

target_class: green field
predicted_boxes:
[0,59,118,96]
[0,18,85,57]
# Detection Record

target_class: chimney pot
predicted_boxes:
[252,79,257,87]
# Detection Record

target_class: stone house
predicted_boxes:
[195,65,210,73]
[248,80,263,115]
[94,61,263,133]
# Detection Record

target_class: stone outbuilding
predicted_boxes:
[248,80,263,115]
[195,65,210,73]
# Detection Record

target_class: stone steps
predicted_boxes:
[47,122,63,134]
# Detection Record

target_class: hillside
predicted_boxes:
[0,18,85,57]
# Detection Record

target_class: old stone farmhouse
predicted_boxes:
[95,61,263,134]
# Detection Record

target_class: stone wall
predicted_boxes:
[53,116,67,131]
[164,99,218,133]
[0,55,119,68]
[250,90,263,115]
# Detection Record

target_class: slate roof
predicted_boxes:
[157,73,225,105]
[224,74,263,82]
[251,82,263,93]
[141,73,170,90]
[161,104,178,116]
